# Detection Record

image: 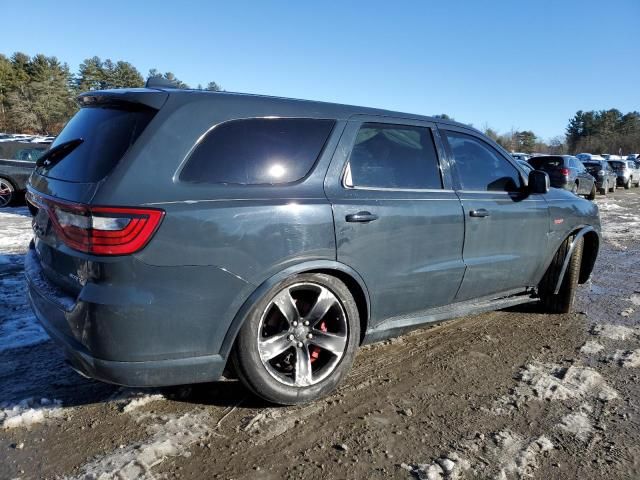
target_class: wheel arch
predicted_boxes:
[220,260,371,359]
[553,226,600,294]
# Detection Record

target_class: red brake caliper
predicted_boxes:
[309,321,327,363]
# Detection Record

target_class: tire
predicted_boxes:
[0,177,15,208]
[610,181,616,193]
[571,182,578,195]
[539,236,584,314]
[232,273,360,405]
[624,178,631,189]
[600,181,607,195]
[586,184,596,200]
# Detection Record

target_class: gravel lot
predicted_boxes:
[1,191,639,480]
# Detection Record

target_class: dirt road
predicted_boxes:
[1,190,640,480]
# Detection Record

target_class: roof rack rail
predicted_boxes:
[145,77,178,89]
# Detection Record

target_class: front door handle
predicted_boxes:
[345,211,379,223]
[469,209,490,218]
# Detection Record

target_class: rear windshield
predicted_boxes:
[609,161,625,169]
[36,105,155,182]
[529,157,563,169]
[583,162,601,168]
[180,118,335,185]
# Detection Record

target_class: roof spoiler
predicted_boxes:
[77,89,169,110]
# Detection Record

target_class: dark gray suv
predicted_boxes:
[25,89,601,405]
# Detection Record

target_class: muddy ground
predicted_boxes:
[1,190,640,480]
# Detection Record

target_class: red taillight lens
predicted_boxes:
[30,194,164,256]
[560,168,570,176]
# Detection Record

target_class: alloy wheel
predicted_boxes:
[257,282,348,387]
[0,179,13,207]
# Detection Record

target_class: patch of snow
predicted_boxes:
[121,393,165,413]
[1,397,63,429]
[590,324,636,341]
[243,403,324,446]
[69,411,210,480]
[596,202,626,211]
[404,431,551,480]
[609,349,640,368]
[0,266,49,352]
[631,294,640,307]
[494,361,617,414]
[580,341,604,355]
[0,207,33,254]
[558,406,594,442]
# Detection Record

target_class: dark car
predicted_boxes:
[24,88,601,405]
[581,160,619,195]
[0,141,50,207]
[528,155,597,199]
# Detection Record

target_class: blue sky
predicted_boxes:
[2,0,638,140]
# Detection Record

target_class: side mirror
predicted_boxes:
[528,170,550,194]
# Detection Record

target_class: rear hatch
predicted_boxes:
[583,162,602,176]
[528,157,567,186]
[608,161,625,173]
[27,90,167,296]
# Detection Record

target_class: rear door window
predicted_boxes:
[444,131,522,192]
[180,118,335,185]
[36,105,156,182]
[344,123,442,189]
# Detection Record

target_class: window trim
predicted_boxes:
[339,121,447,192]
[175,116,336,187]
[440,126,528,194]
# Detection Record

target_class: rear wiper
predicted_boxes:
[36,138,84,168]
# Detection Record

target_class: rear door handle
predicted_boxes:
[469,209,490,218]
[345,211,379,223]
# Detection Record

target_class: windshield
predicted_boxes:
[36,105,156,183]
[529,157,563,170]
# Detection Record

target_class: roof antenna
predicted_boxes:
[145,77,178,89]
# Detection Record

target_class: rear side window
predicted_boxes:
[37,106,155,183]
[444,130,522,192]
[344,123,442,189]
[180,118,335,185]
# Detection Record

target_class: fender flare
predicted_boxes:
[553,225,599,294]
[219,260,371,358]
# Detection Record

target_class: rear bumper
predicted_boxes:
[25,247,232,387]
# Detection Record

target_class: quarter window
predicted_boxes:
[180,118,335,185]
[444,131,523,192]
[344,123,442,189]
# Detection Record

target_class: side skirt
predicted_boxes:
[362,288,538,345]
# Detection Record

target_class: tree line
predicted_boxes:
[2,50,639,155]
[0,52,221,135]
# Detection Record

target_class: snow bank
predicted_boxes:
[580,341,604,355]
[1,397,63,429]
[70,411,210,480]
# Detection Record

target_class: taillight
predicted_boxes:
[560,168,570,176]
[28,193,164,256]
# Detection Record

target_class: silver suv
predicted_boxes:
[608,159,640,189]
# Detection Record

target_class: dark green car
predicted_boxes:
[25,88,601,405]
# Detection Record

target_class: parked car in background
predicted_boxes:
[576,153,606,163]
[511,152,531,161]
[529,155,597,199]
[581,159,618,195]
[627,154,639,161]
[0,140,51,207]
[24,87,601,405]
[608,159,640,189]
